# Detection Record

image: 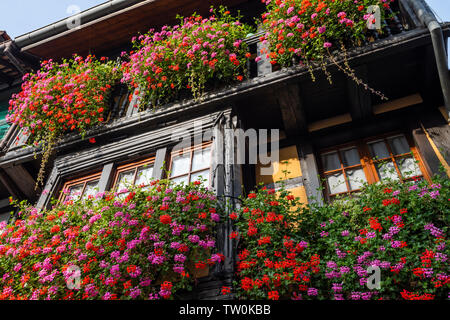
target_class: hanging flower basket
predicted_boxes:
[121,6,254,109]
[259,0,395,99]
[7,55,122,186]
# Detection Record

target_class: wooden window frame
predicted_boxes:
[320,144,370,198]
[168,141,213,186]
[59,172,102,202]
[364,134,431,183]
[112,156,155,190]
[318,132,430,200]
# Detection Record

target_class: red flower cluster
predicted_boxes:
[400,290,435,300]
[0,181,221,300]
[122,6,252,106]
[369,217,382,232]
[160,214,172,225]
[382,198,400,206]
[8,55,121,186]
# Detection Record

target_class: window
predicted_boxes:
[169,143,212,186]
[112,156,155,191]
[368,136,423,181]
[60,172,101,202]
[319,134,429,199]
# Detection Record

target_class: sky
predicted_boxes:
[426,0,450,23]
[0,0,107,38]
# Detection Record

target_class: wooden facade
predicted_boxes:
[0,0,449,298]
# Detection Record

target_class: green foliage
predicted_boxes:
[0,180,222,300]
[233,175,449,300]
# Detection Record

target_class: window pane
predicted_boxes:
[368,140,390,159]
[172,175,189,185]
[346,168,366,190]
[117,169,135,190]
[83,180,99,199]
[376,161,399,181]
[136,166,154,186]
[192,148,211,171]
[321,152,341,171]
[171,153,191,177]
[397,157,422,178]
[340,148,360,167]
[388,135,410,155]
[191,170,210,186]
[68,183,84,201]
[326,172,347,194]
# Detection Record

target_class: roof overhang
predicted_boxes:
[16,0,252,60]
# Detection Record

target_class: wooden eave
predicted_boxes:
[20,0,253,60]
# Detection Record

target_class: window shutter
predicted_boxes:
[98,162,115,192]
[152,147,167,180]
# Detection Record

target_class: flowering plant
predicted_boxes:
[231,186,316,300]
[260,0,393,97]
[7,55,121,186]
[121,6,253,108]
[299,176,449,300]
[0,180,223,300]
[232,175,449,300]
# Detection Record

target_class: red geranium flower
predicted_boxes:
[268,291,279,300]
[160,215,172,225]
[221,286,231,295]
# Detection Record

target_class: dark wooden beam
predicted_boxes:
[411,126,442,177]
[4,45,26,75]
[0,57,20,73]
[405,108,450,178]
[276,83,307,136]
[420,44,440,106]
[0,198,11,209]
[346,65,372,121]
[0,168,23,199]
[12,50,40,70]
[4,165,40,201]
[0,70,14,86]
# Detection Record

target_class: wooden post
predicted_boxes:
[410,109,450,178]
[152,147,167,180]
[296,139,324,205]
[98,162,115,192]
[35,165,59,210]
